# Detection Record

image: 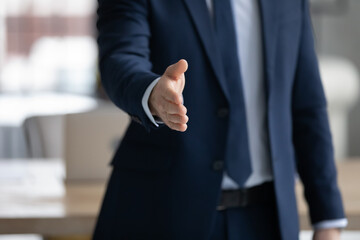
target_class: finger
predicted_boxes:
[164,59,188,80]
[166,113,189,124]
[162,88,182,104]
[162,100,187,115]
[166,121,187,132]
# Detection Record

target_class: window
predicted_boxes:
[0,0,97,95]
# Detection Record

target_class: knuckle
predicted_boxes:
[175,105,183,114]
[182,115,188,123]
[175,96,182,104]
[165,89,179,103]
[177,106,185,115]
[170,93,178,102]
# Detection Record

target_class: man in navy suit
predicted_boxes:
[93,0,347,239]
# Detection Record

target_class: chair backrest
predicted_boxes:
[23,115,64,159]
[63,104,129,181]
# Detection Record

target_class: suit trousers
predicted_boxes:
[209,198,281,240]
[93,167,282,240]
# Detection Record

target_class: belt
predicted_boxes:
[217,182,275,211]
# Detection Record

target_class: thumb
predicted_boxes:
[165,59,188,80]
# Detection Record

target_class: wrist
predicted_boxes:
[142,77,161,127]
[313,228,341,240]
[148,78,161,117]
[149,94,158,117]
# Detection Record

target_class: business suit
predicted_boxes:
[94,0,345,239]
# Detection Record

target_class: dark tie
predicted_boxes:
[213,0,252,186]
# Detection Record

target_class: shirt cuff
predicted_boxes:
[142,77,162,127]
[313,218,348,230]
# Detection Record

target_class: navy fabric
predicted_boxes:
[224,202,281,240]
[209,210,227,240]
[213,0,252,186]
[94,0,346,239]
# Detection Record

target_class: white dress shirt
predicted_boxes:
[141,0,347,230]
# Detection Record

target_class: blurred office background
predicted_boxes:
[0,0,359,239]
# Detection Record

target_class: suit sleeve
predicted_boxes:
[292,0,346,225]
[97,0,160,131]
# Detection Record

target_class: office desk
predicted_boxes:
[0,159,359,238]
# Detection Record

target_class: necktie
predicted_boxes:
[213,0,252,186]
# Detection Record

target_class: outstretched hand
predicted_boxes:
[149,59,189,132]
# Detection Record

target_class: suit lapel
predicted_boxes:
[182,0,230,101]
[182,0,279,102]
[258,0,280,100]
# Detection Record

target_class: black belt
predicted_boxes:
[217,182,275,210]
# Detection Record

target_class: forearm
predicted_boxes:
[97,0,161,129]
[293,107,345,222]
[292,0,345,224]
[100,55,160,124]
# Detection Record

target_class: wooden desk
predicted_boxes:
[0,160,105,237]
[0,160,359,237]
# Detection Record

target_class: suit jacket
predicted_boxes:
[96,0,345,239]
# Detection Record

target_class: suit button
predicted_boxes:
[212,161,224,171]
[217,108,229,118]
